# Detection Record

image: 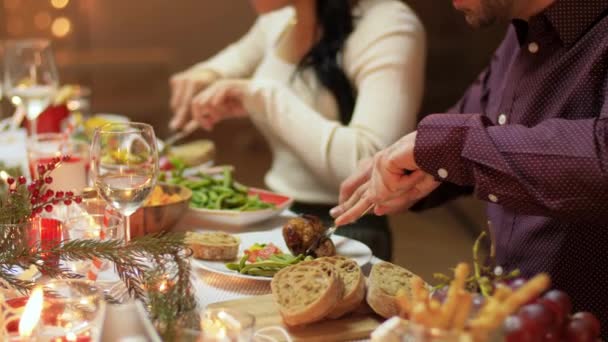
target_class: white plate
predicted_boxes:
[191,230,373,281]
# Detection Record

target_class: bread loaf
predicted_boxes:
[366,262,417,318]
[318,256,366,319]
[271,260,344,326]
[186,232,240,261]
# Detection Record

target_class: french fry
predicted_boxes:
[451,291,473,331]
[411,302,434,327]
[493,285,513,302]
[501,273,550,315]
[395,288,411,317]
[411,276,429,304]
[438,263,470,329]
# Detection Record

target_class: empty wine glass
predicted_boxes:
[3,39,59,135]
[90,122,159,242]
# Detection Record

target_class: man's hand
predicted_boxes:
[190,79,250,131]
[332,131,440,225]
[169,69,219,130]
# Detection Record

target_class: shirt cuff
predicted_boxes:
[414,113,489,186]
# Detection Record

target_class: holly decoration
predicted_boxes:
[0,156,82,225]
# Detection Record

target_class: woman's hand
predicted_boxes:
[191,79,250,131]
[169,68,220,130]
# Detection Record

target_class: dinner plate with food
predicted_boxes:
[187,215,373,280]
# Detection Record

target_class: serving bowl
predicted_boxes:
[80,183,192,238]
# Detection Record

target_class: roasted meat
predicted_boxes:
[282,215,336,257]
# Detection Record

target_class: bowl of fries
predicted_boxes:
[128,182,192,238]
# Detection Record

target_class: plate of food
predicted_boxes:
[165,167,293,226]
[187,215,373,280]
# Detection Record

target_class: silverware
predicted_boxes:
[162,120,198,154]
[305,203,375,257]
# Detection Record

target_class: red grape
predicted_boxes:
[519,303,557,329]
[542,290,572,319]
[571,312,601,338]
[504,315,544,342]
[538,298,567,327]
[565,319,595,342]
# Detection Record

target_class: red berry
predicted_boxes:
[44,205,53,212]
[30,198,37,205]
[52,199,59,205]
[18,176,26,184]
[52,156,60,164]
[63,199,72,205]
[46,163,55,171]
[9,189,16,194]
[44,177,53,184]
[6,177,14,185]
[46,189,54,197]
[62,155,71,162]
[66,191,74,197]
[37,164,46,174]
[74,196,82,204]
[55,191,64,198]
[35,207,43,214]
[32,189,40,197]
[572,312,601,338]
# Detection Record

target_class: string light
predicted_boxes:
[50,0,69,9]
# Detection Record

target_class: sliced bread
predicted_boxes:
[366,262,417,318]
[318,256,366,319]
[271,260,344,326]
[186,232,240,260]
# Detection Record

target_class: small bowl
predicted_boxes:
[188,188,293,226]
[129,183,192,237]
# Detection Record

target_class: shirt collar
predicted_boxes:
[542,0,608,46]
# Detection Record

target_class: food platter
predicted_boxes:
[191,230,373,281]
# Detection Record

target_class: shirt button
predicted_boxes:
[528,42,539,54]
[488,194,498,203]
[437,168,448,179]
[498,114,507,125]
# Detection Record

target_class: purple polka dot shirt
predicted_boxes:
[414,0,608,335]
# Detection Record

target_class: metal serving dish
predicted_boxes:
[81,183,192,238]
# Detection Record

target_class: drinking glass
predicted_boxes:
[39,279,106,342]
[63,213,123,275]
[90,122,158,242]
[3,39,59,136]
[26,133,89,193]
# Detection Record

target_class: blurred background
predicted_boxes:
[0,0,506,279]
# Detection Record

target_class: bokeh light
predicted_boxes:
[51,17,72,38]
[50,0,69,9]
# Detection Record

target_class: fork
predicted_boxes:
[305,203,375,257]
[161,120,199,155]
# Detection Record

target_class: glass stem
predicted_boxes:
[29,113,38,136]
[124,214,131,243]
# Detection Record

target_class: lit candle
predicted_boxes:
[200,309,254,342]
[19,286,44,340]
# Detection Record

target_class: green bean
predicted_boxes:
[245,269,277,277]
[223,168,233,188]
[225,263,241,271]
[239,255,248,270]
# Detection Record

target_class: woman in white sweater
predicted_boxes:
[170,0,425,260]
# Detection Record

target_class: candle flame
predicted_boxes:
[19,286,43,337]
[159,279,168,293]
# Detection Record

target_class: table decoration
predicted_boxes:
[0,158,197,341]
[200,308,255,342]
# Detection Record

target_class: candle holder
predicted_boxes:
[200,308,255,342]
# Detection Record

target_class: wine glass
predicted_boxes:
[90,122,159,242]
[3,39,59,135]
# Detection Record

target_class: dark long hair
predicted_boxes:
[297,0,356,125]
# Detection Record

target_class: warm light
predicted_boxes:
[202,318,228,339]
[34,11,52,30]
[50,0,69,9]
[65,332,77,341]
[51,17,71,38]
[19,287,44,337]
[158,279,168,293]
[0,171,9,183]
[11,96,22,106]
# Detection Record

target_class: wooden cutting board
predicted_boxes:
[208,294,383,341]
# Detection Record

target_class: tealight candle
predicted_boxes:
[200,309,254,342]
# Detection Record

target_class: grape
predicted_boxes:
[503,315,544,342]
[565,319,596,342]
[518,303,557,330]
[538,298,566,327]
[430,287,447,303]
[571,312,601,338]
[509,277,527,290]
[542,290,572,319]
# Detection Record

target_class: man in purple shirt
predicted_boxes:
[331,0,608,336]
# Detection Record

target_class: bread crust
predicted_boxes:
[271,260,344,326]
[366,262,416,318]
[320,256,366,319]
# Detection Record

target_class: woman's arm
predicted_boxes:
[243,3,426,187]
